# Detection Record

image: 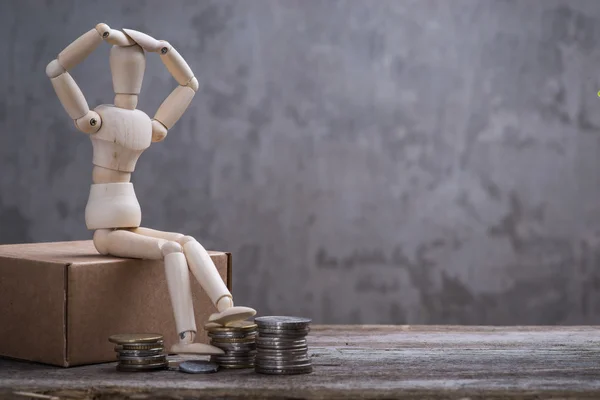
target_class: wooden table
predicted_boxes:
[1,325,600,399]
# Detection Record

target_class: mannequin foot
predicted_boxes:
[208,306,256,326]
[170,342,225,355]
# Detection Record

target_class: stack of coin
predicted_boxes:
[207,321,257,369]
[254,316,312,375]
[109,333,168,372]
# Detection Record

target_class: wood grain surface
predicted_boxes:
[1,325,600,399]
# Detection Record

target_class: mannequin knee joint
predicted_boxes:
[93,229,110,255]
[178,235,196,246]
[161,241,183,257]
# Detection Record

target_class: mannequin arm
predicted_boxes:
[46,23,113,134]
[122,29,198,143]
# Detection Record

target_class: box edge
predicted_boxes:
[226,252,232,292]
[63,263,71,367]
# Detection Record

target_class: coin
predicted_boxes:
[179,360,219,374]
[256,342,307,347]
[115,343,164,351]
[216,364,254,369]
[255,358,311,367]
[254,316,312,375]
[255,364,313,375]
[257,324,310,331]
[211,356,253,362]
[205,320,257,332]
[255,354,310,362]
[207,320,260,369]
[109,333,164,344]
[209,329,256,336]
[256,348,307,355]
[258,326,310,333]
[212,360,255,366]
[117,362,168,372]
[254,316,311,329]
[209,331,257,339]
[256,344,308,352]
[210,336,257,344]
[118,355,168,365]
[219,364,255,369]
[116,349,164,357]
[209,342,256,351]
[212,358,252,363]
[118,353,167,361]
[256,337,307,346]
[258,325,310,333]
[167,361,180,371]
[210,357,255,364]
[216,350,257,356]
[258,330,310,338]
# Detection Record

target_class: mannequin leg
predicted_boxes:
[131,227,256,324]
[93,229,224,355]
[181,237,256,324]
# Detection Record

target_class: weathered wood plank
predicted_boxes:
[1,325,600,399]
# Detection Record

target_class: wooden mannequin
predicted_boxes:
[46,23,256,355]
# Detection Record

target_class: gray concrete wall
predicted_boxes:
[1,0,600,324]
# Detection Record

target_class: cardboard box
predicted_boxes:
[0,240,231,367]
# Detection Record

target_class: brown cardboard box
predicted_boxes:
[0,240,231,367]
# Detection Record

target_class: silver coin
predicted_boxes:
[256,354,308,360]
[117,354,167,362]
[219,363,255,369]
[221,350,257,356]
[255,364,313,375]
[211,359,255,366]
[167,361,180,371]
[256,354,310,362]
[214,362,255,369]
[219,355,256,360]
[213,358,255,364]
[210,357,255,364]
[213,360,255,366]
[257,325,310,332]
[258,327,310,334]
[212,360,256,366]
[213,352,256,358]
[119,356,168,365]
[258,331,310,339]
[255,358,312,367]
[254,316,311,329]
[256,348,307,355]
[208,331,257,339]
[256,337,307,346]
[212,347,257,353]
[255,360,312,366]
[210,336,256,344]
[256,336,307,343]
[211,342,257,351]
[219,354,257,359]
[115,343,164,351]
[256,344,308,352]
[179,360,219,374]
[116,362,168,372]
[116,349,164,357]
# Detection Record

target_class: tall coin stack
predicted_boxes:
[254,316,313,375]
[207,321,258,369]
[109,333,168,372]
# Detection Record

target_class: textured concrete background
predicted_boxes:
[1,0,600,324]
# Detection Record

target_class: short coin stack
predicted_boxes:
[109,333,168,372]
[207,321,257,369]
[254,316,312,375]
